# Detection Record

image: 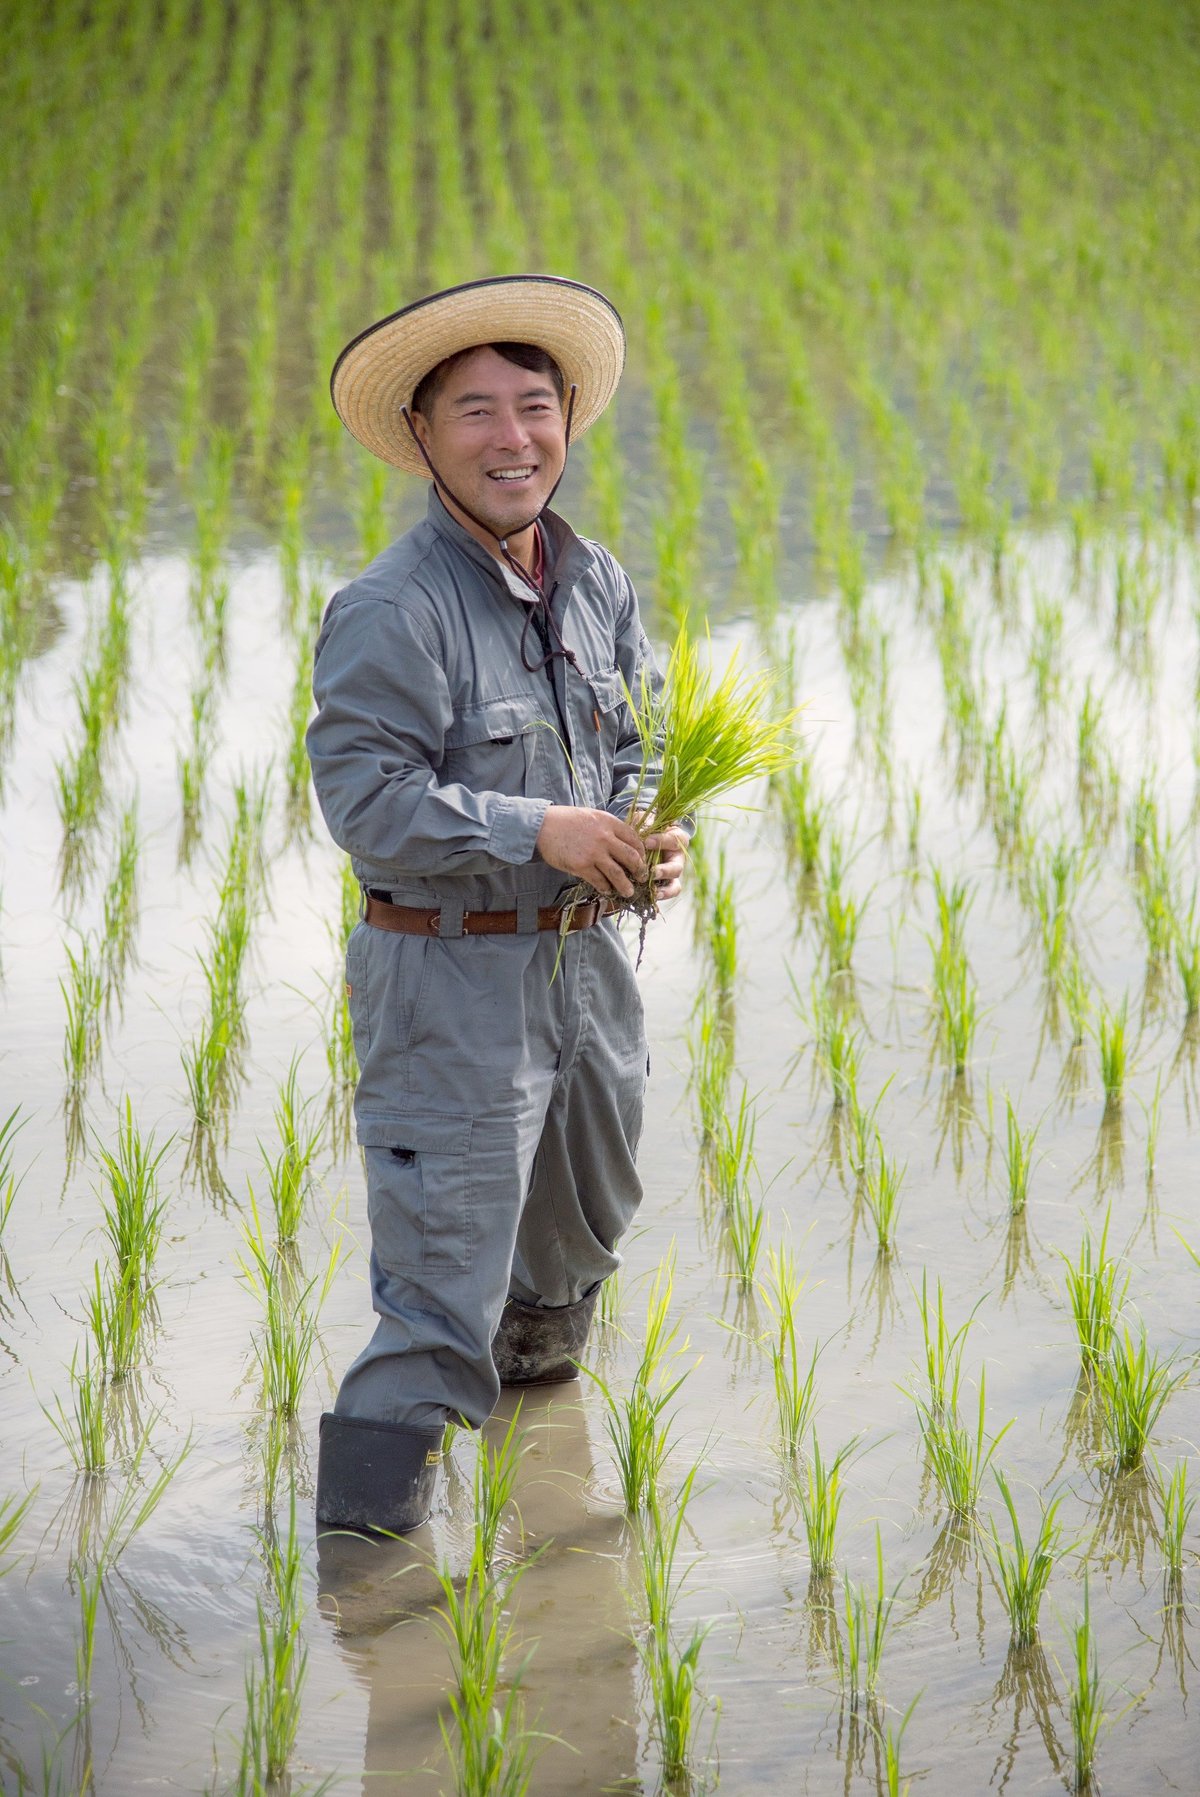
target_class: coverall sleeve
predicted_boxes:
[307,595,550,873]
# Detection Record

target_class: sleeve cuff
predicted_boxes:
[488,795,552,865]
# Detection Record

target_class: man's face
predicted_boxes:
[412,346,567,539]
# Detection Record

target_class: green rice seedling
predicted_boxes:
[181,1016,228,1131]
[800,973,862,1109]
[846,1074,893,1178]
[863,1132,904,1255]
[773,756,826,876]
[820,858,868,975]
[930,866,972,960]
[1173,890,1200,1015]
[177,678,215,855]
[84,1256,153,1385]
[906,786,922,865]
[873,1692,920,1797]
[1023,839,1085,977]
[1142,1070,1163,1179]
[0,1488,33,1577]
[284,633,313,827]
[477,1407,525,1569]
[708,1082,756,1206]
[1067,1580,1105,1794]
[987,1470,1065,1646]
[434,1536,536,1797]
[1058,950,1092,1047]
[583,1254,691,1513]
[1156,1457,1195,1590]
[338,855,361,954]
[725,1177,766,1290]
[1094,995,1129,1103]
[100,798,140,987]
[43,1344,107,1476]
[640,1467,713,1787]
[260,1059,323,1245]
[835,1527,901,1711]
[705,843,738,997]
[1096,1323,1184,1472]
[1029,590,1064,710]
[239,1193,343,1420]
[1000,1094,1040,1214]
[797,1430,858,1579]
[917,1373,1012,1518]
[1060,1214,1128,1372]
[759,1245,820,1458]
[615,624,801,925]
[933,951,978,1076]
[96,1098,169,1286]
[1077,681,1104,781]
[914,1273,977,1423]
[239,1489,308,1788]
[597,1265,622,1328]
[0,1105,26,1234]
[60,935,104,1090]
[688,990,735,1145]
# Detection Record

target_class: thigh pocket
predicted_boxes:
[357,1111,473,1270]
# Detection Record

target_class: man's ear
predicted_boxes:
[410,408,432,449]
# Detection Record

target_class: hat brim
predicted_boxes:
[330,275,626,476]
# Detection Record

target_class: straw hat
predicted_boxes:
[330,274,626,476]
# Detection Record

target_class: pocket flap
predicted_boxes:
[588,667,629,714]
[356,1110,471,1154]
[445,697,539,750]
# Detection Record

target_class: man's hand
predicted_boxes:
[642,825,688,903]
[536,806,647,898]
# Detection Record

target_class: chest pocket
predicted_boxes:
[442,696,550,799]
[575,667,632,805]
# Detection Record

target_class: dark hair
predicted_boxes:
[411,341,566,419]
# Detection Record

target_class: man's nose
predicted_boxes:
[492,406,532,451]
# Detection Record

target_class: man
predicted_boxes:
[307,274,685,1534]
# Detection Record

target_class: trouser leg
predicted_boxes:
[332,923,646,1431]
[509,923,648,1308]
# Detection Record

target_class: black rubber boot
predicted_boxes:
[491,1287,600,1386]
[315,1413,443,1535]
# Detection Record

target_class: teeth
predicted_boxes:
[489,467,534,480]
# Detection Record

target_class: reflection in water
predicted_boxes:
[848,1252,903,1364]
[1093,1465,1158,1580]
[932,1072,979,1182]
[1055,1041,1089,1113]
[914,1519,986,1649]
[1073,1106,1124,1200]
[986,1640,1066,1793]
[1152,1578,1195,1704]
[1050,1370,1104,1482]
[316,1389,641,1794]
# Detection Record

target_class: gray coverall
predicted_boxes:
[306,488,662,1431]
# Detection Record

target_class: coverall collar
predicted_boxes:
[425,486,594,602]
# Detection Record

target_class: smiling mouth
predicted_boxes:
[487,466,537,482]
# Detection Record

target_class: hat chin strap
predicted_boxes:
[399,385,577,602]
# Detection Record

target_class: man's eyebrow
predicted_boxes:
[448,385,558,407]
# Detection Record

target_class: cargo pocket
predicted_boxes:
[356,1111,473,1270]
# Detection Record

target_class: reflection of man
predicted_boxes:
[308,276,685,1533]
[316,1392,640,1796]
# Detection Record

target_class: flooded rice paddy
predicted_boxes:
[2,504,1199,1794]
[4,0,1200,1790]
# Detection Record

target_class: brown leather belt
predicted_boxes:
[364,894,614,937]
